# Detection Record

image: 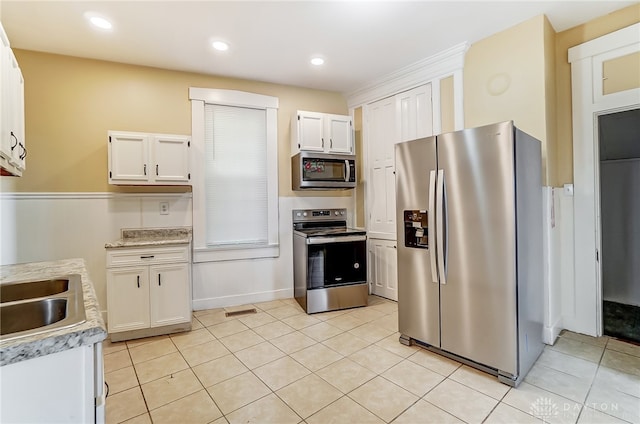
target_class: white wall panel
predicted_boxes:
[0,193,191,321]
[191,195,354,310]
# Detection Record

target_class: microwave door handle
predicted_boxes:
[345,160,350,182]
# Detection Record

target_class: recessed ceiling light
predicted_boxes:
[84,12,113,30]
[311,57,325,66]
[212,41,229,51]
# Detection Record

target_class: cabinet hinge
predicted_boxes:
[188,173,191,180]
[109,171,112,178]
[596,249,599,262]
[298,115,300,121]
[108,136,111,143]
[188,141,190,147]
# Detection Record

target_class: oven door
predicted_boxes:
[306,235,366,289]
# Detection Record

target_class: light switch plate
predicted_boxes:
[160,202,170,215]
[563,183,574,196]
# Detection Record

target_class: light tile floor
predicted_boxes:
[104,296,640,424]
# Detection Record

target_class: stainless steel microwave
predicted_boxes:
[292,152,356,190]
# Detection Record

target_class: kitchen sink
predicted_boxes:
[0,279,69,303]
[1,298,68,335]
[0,275,86,341]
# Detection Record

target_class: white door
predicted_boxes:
[149,263,190,327]
[297,111,325,151]
[109,132,149,182]
[369,239,398,300]
[367,96,397,237]
[326,114,352,153]
[107,266,150,333]
[153,135,190,182]
[396,84,433,142]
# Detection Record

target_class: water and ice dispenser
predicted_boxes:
[403,210,428,249]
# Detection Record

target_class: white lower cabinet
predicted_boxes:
[0,344,103,423]
[106,245,191,340]
[368,238,398,301]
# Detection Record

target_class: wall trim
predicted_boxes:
[345,42,469,108]
[0,192,193,200]
[192,288,293,311]
[543,316,563,345]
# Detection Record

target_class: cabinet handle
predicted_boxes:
[158,273,161,286]
[144,164,147,175]
[330,138,333,148]
[10,132,18,151]
[19,144,27,160]
[136,275,140,288]
[321,138,324,148]
[140,255,155,259]
[156,164,159,176]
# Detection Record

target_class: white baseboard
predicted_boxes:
[543,316,563,345]
[192,288,294,311]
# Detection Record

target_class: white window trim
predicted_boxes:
[189,88,279,263]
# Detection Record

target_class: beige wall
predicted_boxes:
[555,4,640,184]
[464,15,552,183]
[543,16,558,186]
[603,52,640,95]
[8,50,350,197]
[440,76,455,133]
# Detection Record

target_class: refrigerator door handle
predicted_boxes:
[428,170,438,283]
[436,169,447,284]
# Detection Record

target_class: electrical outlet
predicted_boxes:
[160,202,170,215]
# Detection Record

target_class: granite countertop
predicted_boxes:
[0,258,107,367]
[105,227,192,249]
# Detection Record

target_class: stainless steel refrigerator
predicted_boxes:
[395,121,543,387]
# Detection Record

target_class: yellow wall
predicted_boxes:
[8,50,350,197]
[464,15,552,183]
[603,52,640,95]
[543,16,558,186]
[555,4,640,184]
[439,76,455,133]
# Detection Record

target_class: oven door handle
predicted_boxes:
[306,235,366,244]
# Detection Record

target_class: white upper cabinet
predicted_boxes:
[366,83,434,239]
[0,23,26,177]
[291,110,353,155]
[153,135,190,182]
[108,131,191,185]
[396,84,434,143]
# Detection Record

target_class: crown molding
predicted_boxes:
[345,42,469,108]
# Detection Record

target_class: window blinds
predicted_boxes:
[204,104,268,246]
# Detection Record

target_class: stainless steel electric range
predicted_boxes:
[292,208,368,314]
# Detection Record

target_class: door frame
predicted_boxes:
[568,23,640,336]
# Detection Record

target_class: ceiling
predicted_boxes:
[1,1,636,94]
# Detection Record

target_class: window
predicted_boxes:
[190,88,279,262]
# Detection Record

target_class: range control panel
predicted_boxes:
[403,210,428,249]
[293,208,346,223]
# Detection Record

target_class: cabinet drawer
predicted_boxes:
[107,246,189,267]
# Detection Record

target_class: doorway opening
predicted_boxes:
[598,108,640,343]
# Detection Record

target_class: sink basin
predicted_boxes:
[0,275,86,341]
[0,279,69,303]
[1,298,68,335]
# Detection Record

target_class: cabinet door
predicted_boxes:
[108,132,149,182]
[9,51,24,170]
[326,114,352,153]
[368,238,398,301]
[367,96,397,236]
[149,263,190,327]
[153,135,190,182]
[107,267,150,333]
[297,111,325,152]
[0,30,11,164]
[396,84,433,143]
